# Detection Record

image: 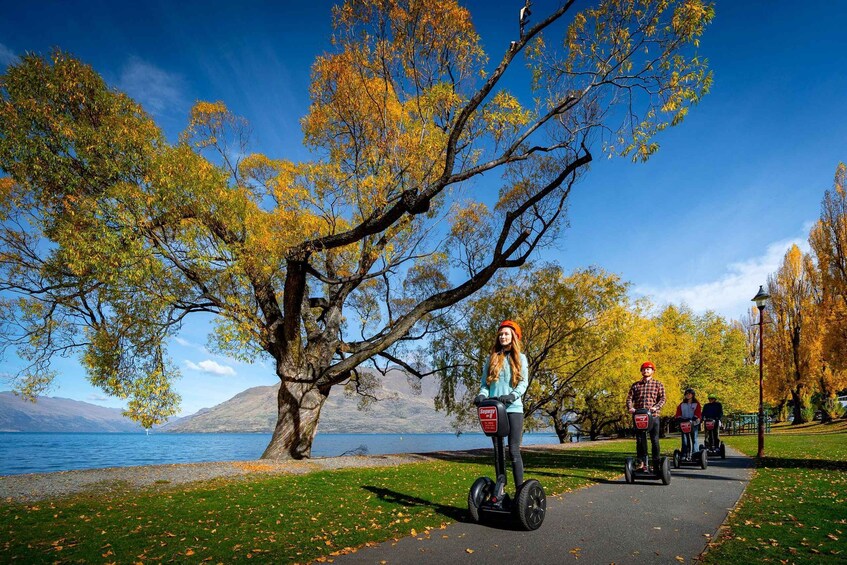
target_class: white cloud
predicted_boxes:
[86,393,110,402]
[185,359,237,376]
[636,234,812,320]
[172,336,212,355]
[118,57,183,114]
[0,43,17,68]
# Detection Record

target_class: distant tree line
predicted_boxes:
[432,263,758,441]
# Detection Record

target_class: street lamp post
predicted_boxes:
[752,285,770,459]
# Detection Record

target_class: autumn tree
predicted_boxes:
[432,263,631,441]
[0,0,713,458]
[647,304,691,405]
[564,302,650,440]
[764,245,822,424]
[559,304,751,439]
[681,312,757,413]
[808,163,847,418]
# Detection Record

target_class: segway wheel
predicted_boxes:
[660,456,671,485]
[699,449,708,469]
[515,479,546,531]
[673,449,681,469]
[719,443,726,459]
[624,457,634,484]
[467,477,493,523]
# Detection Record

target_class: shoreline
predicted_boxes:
[1,442,602,504]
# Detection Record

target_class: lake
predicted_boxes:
[0,432,565,475]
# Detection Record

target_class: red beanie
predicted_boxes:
[640,361,655,371]
[499,320,522,341]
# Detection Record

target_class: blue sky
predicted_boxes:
[1,0,846,415]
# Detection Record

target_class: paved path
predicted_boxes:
[332,448,753,565]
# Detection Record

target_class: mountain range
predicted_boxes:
[1,370,462,433]
[161,370,458,433]
[0,391,146,432]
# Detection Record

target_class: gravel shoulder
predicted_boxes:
[0,443,589,505]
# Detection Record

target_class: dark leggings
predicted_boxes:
[508,412,524,486]
[636,416,660,465]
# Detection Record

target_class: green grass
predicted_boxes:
[703,427,847,564]
[2,440,673,564]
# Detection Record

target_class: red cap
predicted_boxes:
[499,320,522,341]
[640,361,655,371]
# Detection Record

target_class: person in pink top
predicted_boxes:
[674,388,703,455]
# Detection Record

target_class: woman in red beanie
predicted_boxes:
[474,320,529,486]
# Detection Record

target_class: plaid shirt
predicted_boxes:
[626,377,666,414]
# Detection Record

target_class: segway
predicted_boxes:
[623,408,671,485]
[467,398,546,530]
[672,417,707,469]
[703,418,726,459]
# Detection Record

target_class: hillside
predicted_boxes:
[160,370,460,433]
[0,391,145,432]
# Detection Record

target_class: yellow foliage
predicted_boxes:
[0,175,15,204]
[449,202,488,237]
[480,92,533,145]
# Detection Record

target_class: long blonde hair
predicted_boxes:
[487,329,523,387]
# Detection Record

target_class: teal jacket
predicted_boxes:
[478,352,529,414]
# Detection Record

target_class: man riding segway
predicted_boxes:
[626,361,670,484]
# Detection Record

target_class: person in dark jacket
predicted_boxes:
[702,394,724,448]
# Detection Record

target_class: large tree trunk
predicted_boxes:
[790,388,807,425]
[774,399,787,422]
[549,407,571,443]
[589,420,601,440]
[588,415,616,440]
[261,380,329,459]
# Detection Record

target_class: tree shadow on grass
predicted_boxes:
[670,454,754,472]
[360,485,467,522]
[418,446,698,486]
[526,449,625,470]
[360,485,528,531]
[415,449,491,465]
[758,457,847,472]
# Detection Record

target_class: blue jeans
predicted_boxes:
[682,429,698,457]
